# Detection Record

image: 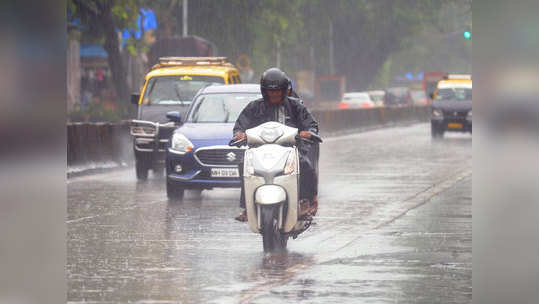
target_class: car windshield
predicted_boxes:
[436,87,472,101]
[187,93,261,123]
[369,94,384,102]
[142,75,225,105]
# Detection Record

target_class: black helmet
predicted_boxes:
[260,67,288,102]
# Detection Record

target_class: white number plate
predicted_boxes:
[211,168,239,178]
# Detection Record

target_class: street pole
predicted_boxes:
[183,0,188,37]
[276,40,281,68]
[310,46,315,70]
[329,21,334,75]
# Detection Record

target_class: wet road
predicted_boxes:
[67,123,471,303]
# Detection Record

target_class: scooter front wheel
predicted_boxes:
[261,205,287,252]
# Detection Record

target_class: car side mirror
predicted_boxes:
[131,93,140,105]
[166,111,182,123]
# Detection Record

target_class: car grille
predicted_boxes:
[442,110,469,118]
[195,149,245,166]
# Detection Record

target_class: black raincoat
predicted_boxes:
[233,96,319,207]
[233,96,318,137]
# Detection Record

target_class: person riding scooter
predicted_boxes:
[233,67,319,222]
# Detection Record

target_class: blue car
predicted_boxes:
[165,84,262,199]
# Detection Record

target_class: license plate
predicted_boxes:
[448,123,463,129]
[211,168,239,178]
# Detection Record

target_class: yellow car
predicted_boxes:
[130,57,241,180]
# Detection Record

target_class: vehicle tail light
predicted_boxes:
[361,103,372,108]
[338,103,349,109]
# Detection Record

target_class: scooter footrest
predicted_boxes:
[291,217,313,239]
[298,214,313,221]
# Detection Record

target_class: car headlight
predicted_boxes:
[244,150,255,176]
[283,151,296,175]
[432,109,442,117]
[467,110,472,120]
[170,133,193,153]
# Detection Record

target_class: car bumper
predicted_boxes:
[167,173,241,188]
[166,149,242,189]
[131,120,175,164]
[134,144,166,164]
[133,136,170,166]
[431,117,472,132]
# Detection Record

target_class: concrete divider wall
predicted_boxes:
[67,122,133,173]
[67,106,431,174]
[312,106,431,135]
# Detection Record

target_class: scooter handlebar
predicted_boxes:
[228,137,247,147]
[309,132,323,143]
[296,132,323,144]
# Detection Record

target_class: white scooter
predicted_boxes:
[229,122,322,252]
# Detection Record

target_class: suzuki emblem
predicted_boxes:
[226,152,237,162]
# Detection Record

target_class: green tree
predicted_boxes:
[176,0,453,89]
[68,0,141,108]
[375,0,472,88]
[294,0,455,90]
[70,0,463,101]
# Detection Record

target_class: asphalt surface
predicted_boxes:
[67,123,472,303]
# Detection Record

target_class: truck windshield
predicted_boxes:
[142,75,225,105]
[187,93,261,123]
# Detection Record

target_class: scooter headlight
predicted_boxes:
[283,151,296,175]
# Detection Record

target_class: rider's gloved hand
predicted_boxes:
[299,131,312,139]
[234,132,246,140]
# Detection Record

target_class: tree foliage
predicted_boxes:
[180,0,459,89]
[68,0,141,108]
[69,0,469,99]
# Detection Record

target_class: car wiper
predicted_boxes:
[173,86,188,105]
[219,100,230,122]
